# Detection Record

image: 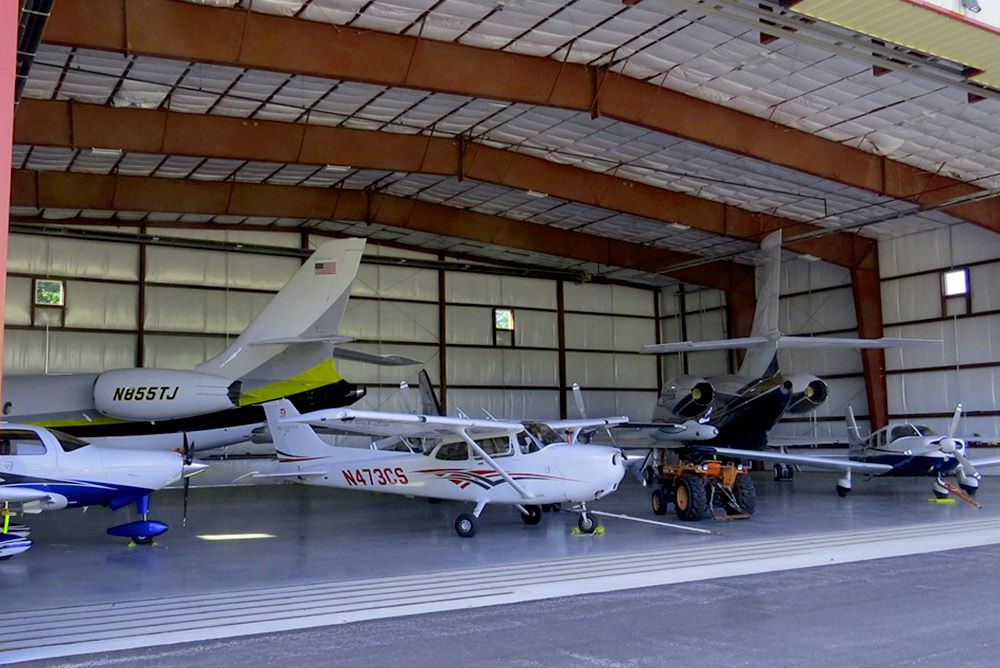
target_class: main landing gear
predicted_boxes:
[773,463,795,481]
[649,458,755,521]
[453,501,599,537]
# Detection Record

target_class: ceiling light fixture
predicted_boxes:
[525,190,548,198]
[669,223,691,230]
[322,164,352,172]
[89,147,123,158]
[798,254,820,262]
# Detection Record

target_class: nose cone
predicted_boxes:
[182,461,209,479]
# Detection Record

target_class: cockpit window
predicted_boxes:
[50,429,90,452]
[522,422,560,446]
[0,430,47,456]
[915,425,935,437]
[435,441,469,461]
[890,425,921,441]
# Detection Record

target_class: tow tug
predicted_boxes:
[647,449,755,521]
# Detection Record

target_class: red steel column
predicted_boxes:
[852,259,889,430]
[0,2,18,393]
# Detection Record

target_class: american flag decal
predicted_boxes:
[314,261,337,275]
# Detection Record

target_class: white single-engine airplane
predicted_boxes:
[680,404,1000,501]
[253,398,629,537]
[2,237,417,452]
[0,422,206,558]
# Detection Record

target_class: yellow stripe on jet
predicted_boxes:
[238,359,344,406]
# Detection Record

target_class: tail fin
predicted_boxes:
[417,369,443,416]
[846,406,864,449]
[263,399,335,459]
[737,229,782,379]
[195,238,366,404]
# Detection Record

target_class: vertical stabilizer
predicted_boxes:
[737,230,783,379]
[264,399,335,459]
[846,406,864,452]
[195,238,365,401]
[417,369,444,416]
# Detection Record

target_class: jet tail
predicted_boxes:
[417,369,443,416]
[846,406,864,451]
[263,399,335,460]
[195,238,365,405]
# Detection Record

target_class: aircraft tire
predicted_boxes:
[730,473,756,515]
[577,513,597,534]
[961,484,978,496]
[836,485,851,498]
[520,505,543,525]
[651,487,669,516]
[674,474,710,521]
[455,513,478,538]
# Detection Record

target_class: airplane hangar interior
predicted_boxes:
[4,0,1000,665]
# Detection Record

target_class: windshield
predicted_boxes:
[522,422,560,446]
[50,429,90,452]
[889,425,921,441]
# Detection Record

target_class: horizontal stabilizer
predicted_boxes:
[331,347,423,367]
[249,335,354,346]
[644,335,938,354]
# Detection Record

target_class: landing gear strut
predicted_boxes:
[106,495,169,545]
[455,500,487,537]
[576,503,598,534]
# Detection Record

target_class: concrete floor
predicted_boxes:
[4,470,1000,665]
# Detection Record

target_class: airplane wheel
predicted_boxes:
[520,505,542,525]
[455,513,478,538]
[730,474,756,515]
[773,463,794,481]
[675,474,710,521]
[577,513,597,534]
[836,485,851,498]
[651,487,669,516]
[132,536,156,546]
[961,484,978,496]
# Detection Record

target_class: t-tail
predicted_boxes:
[196,238,366,408]
[263,399,338,460]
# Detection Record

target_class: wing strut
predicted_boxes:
[457,429,534,500]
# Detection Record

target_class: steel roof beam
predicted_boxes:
[9,169,755,292]
[16,99,870,269]
[40,0,1000,234]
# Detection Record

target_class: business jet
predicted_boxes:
[248,399,628,537]
[0,422,206,558]
[1,237,417,452]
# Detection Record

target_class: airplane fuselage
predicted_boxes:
[275,442,626,506]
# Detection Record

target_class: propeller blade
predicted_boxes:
[953,446,981,481]
[949,403,963,438]
[182,476,190,527]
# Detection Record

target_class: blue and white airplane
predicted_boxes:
[0,422,206,558]
[685,405,1000,501]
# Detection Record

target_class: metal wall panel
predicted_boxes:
[565,351,657,388]
[143,334,228,370]
[446,388,560,421]
[5,329,136,374]
[8,234,139,280]
[144,286,275,334]
[4,276,32,326]
[781,259,851,293]
[333,344,439,386]
[881,274,942,324]
[341,299,439,343]
[780,287,856,334]
[447,348,559,386]
[564,313,655,351]
[145,247,300,290]
[445,305,557,348]
[444,272,556,309]
[63,280,139,330]
[351,263,439,301]
[563,389,659,422]
[564,282,654,316]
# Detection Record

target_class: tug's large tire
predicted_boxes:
[730,473,756,516]
[674,474,710,521]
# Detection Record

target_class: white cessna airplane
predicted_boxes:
[253,398,628,537]
[681,404,1000,501]
[2,237,416,452]
[0,422,206,559]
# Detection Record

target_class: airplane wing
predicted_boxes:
[965,455,1000,469]
[281,407,525,440]
[643,335,938,354]
[543,417,629,431]
[690,445,894,474]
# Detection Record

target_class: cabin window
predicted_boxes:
[0,430,47,456]
[516,432,540,454]
[435,441,468,461]
[474,437,513,458]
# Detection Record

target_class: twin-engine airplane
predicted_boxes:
[694,405,1000,501]
[0,422,206,558]
[640,229,935,472]
[2,237,417,453]
[253,398,628,537]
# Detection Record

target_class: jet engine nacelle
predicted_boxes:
[93,369,240,421]
[655,375,715,420]
[784,374,829,414]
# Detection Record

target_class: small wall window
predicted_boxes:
[941,268,971,317]
[33,279,65,306]
[494,308,515,331]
